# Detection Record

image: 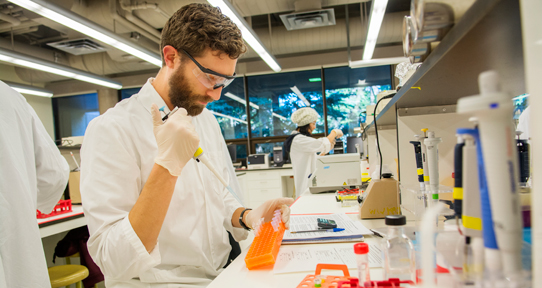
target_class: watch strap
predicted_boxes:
[239,208,252,231]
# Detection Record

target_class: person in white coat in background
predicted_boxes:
[283,107,343,196]
[0,81,70,287]
[80,4,293,287]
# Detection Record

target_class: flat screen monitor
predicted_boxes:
[227,144,237,163]
[346,137,363,154]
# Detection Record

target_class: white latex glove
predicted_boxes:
[151,104,200,176]
[245,198,295,229]
[332,129,344,138]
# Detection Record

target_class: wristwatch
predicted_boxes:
[239,208,252,231]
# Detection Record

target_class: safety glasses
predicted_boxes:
[182,49,236,90]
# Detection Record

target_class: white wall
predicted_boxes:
[24,94,55,140]
[397,112,473,190]
[367,128,398,180]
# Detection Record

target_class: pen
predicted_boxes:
[70,152,80,170]
[290,228,345,233]
[370,229,383,238]
[161,106,179,121]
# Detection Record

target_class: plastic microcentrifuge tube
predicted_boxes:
[354,242,370,284]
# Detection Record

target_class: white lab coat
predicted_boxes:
[289,132,332,196]
[80,78,248,287]
[0,81,69,288]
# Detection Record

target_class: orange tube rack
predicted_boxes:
[244,221,286,270]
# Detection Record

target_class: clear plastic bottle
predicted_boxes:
[354,242,370,284]
[383,215,416,282]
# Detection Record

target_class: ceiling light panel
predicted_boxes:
[0,47,122,89]
[7,0,162,67]
[207,0,281,72]
[363,0,390,60]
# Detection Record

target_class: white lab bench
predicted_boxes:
[207,191,415,288]
[38,205,86,238]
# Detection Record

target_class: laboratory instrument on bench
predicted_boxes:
[272,146,284,167]
[359,173,400,219]
[453,135,465,219]
[247,153,270,169]
[516,135,530,185]
[456,129,483,238]
[424,131,442,208]
[335,188,360,207]
[354,243,370,283]
[317,218,337,229]
[245,210,285,270]
[457,70,523,277]
[409,141,425,192]
[382,215,416,282]
[417,130,431,190]
[309,153,361,194]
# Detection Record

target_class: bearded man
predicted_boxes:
[80,4,293,287]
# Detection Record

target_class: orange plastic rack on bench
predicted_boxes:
[244,221,285,270]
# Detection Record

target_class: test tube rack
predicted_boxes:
[245,212,285,270]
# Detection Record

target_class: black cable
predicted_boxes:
[373,94,396,179]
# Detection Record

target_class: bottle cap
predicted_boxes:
[385,215,406,226]
[382,173,393,178]
[354,242,369,254]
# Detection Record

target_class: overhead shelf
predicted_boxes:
[366,0,523,129]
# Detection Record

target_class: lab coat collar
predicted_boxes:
[137,78,171,116]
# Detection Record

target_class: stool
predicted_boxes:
[60,253,99,288]
[48,265,89,288]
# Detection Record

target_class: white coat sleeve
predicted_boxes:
[27,102,70,213]
[81,116,160,282]
[291,135,332,155]
[219,141,248,242]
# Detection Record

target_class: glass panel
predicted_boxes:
[54,93,99,138]
[325,65,392,137]
[248,70,324,137]
[236,143,247,159]
[206,77,248,140]
[120,87,142,100]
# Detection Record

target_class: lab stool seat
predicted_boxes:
[48,264,89,288]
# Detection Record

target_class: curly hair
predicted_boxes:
[160,3,247,66]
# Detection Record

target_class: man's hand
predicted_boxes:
[245,198,295,229]
[151,104,200,176]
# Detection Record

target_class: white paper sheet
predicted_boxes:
[273,243,383,274]
[284,213,373,241]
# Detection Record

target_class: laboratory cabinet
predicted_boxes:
[237,168,294,208]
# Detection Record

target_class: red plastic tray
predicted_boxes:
[36,199,72,219]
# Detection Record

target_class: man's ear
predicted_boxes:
[162,45,178,69]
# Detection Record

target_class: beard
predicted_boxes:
[168,66,214,116]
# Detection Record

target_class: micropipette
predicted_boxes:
[424,131,441,207]
[409,141,425,192]
[457,71,523,277]
[161,107,244,205]
[193,147,244,205]
[453,135,465,219]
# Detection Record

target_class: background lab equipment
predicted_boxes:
[247,154,270,169]
[309,153,362,194]
[273,146,284,167]
[346,136,364,156]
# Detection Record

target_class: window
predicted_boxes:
[206,77,248,140]
[247,69,324,138]
[120,87,141,100]
[53,92,99,139]
[325,66,392,137]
